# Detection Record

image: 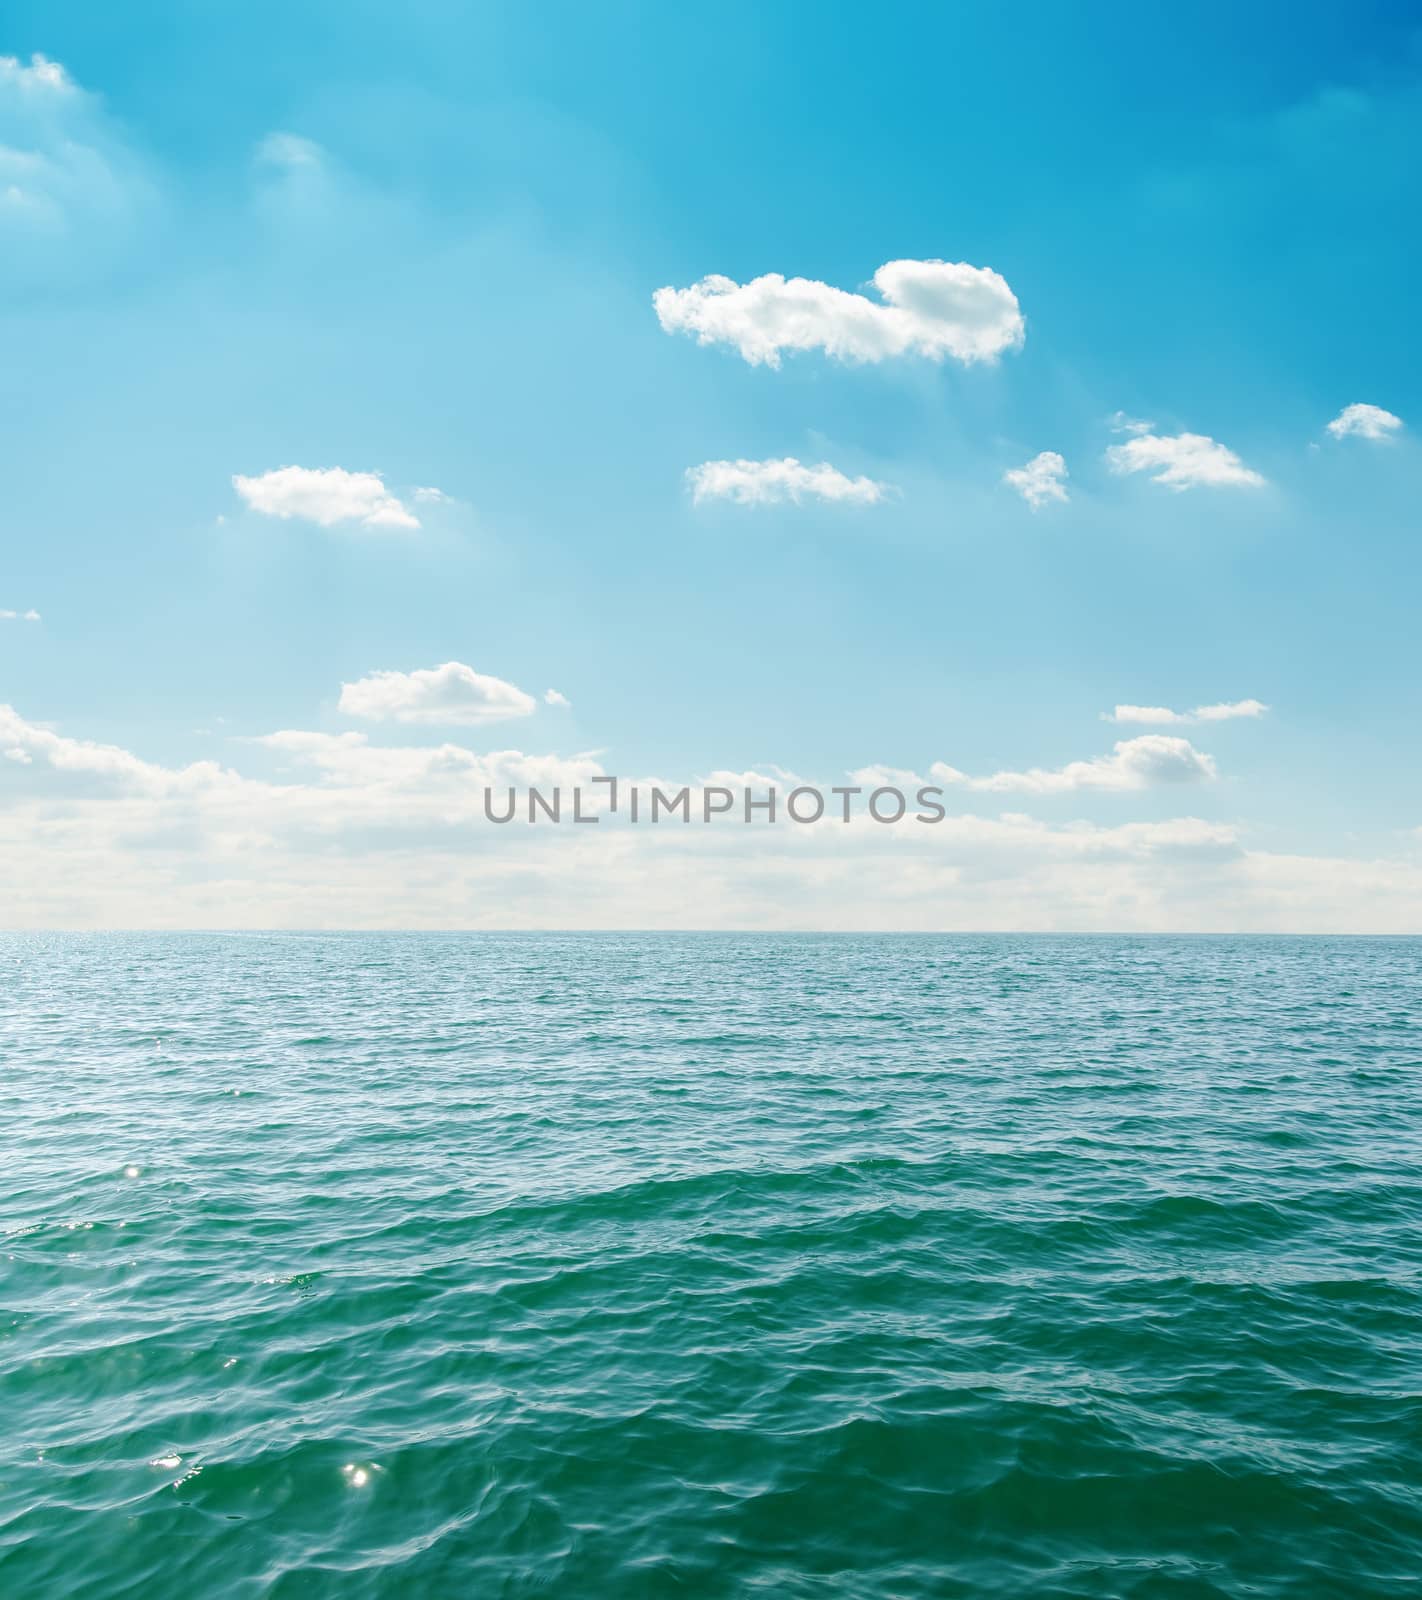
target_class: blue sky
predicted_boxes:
[1,2,1419,928]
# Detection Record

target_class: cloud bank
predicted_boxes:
[4,700,1418,931]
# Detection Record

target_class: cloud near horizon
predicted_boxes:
[687,457,891,507]
[1105,431,1265,490]
[4,700,1418,932]
[232,467,422,530]
[654,259,1025,368]
[338,662,538,726]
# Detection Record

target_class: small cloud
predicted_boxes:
[1105,431,1265,491]
[1105,705,1188,726]
[1192,698,1270,722]
[3,746,33,763]
[232,466,419,531]
[1105,699,1268,725]
[339,662,537,726]
[1108,410,1154,436]
[1003,450,1068,509]
[412,486,451,504]
[0,608,41,622]
[1325,403,1403,442]
[544,689,570,708]
[687,457,891,507]
[654,259,1025,368]
[933,734,1217,794]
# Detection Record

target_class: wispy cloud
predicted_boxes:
[1003,451,1068,509]
[1108,411,1154,436]
[654,259,1024,367]
[1105,699,1268,725]
[232,467,420,530]
[338,662,537,726]
[0,608,41,622]
[256,132,324,170]
[1326,403,1404,442]
[544,689,571,709]
[687,457,891,507]
[1105,431,1265,491]
[0,52,156,284]
[0,52,71,93]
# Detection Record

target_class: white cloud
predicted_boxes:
[232,467,420,530]
[1003,451,1068,509]
[687,457,890,507]
[1192,699,1270,722]
[1325,403,1404,442]
[932,734,1217,793]
[544,689,571,708]
[0,608,41,622]
[1105,431,1265,491]
[1105,705,1185,725]
[412,485,451,504]
[654,259,1025,368]
[1106,699,1268,725]
[338,662,537,726]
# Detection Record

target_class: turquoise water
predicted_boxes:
[3,933,1421,1598]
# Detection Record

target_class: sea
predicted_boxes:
[3,932,1420,1597]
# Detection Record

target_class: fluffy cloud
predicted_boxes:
[232,466,420,530]
[0,608,41,622]
[932,734,1217,793]
[1105,431,1265,490]
[1002,451,1068,509]
[1106,699,1268,725]
[338,662,538,726]
[687,457,890,507]
[544,689,571,708]
[654,259,1025,368]
[1326,403,1404,442]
